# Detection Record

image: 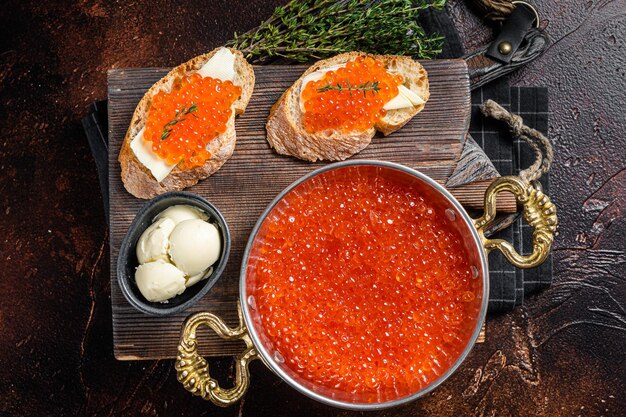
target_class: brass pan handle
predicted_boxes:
[473,176,557,268]
[175,304,259,407]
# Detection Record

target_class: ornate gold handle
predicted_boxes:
[473,176,557,268]
[175,305,259,407]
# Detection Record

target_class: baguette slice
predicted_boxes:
[119,47,254,199]
[266,52,429,162]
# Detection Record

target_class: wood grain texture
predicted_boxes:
[446,134,500,187]
[108,61,490,359]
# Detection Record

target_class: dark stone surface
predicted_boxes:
[0,1,624,416]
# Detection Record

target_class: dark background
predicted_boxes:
[0,0,624,416]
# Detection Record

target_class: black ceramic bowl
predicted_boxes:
[117,191,231,315]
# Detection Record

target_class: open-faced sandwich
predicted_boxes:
[119,47,254,199]
[266,52,429,162]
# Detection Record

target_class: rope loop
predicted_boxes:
[468,0,516,22]
[480,99,553,183]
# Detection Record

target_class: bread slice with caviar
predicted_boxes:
[266,52,429,162]
[119,47,254,199]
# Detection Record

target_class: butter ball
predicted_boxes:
[136,217,175,264]
[156,204,208,225]
[168,219,221,276]
[135,260,186,303]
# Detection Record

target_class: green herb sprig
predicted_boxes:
[227,0,446,64]
[317,80,381,97]
[160,103,199,141]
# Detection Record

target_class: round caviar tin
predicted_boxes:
[175,160,557,409]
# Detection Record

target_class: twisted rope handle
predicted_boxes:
[480,99,553,183]
[468,0,516,22]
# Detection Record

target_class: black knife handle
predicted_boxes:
[465,28,549,90]
[81,100,110,223]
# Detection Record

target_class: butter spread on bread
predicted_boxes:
[266,52,429,162]
[197,47,236,81]
[130,127,175,183]
[119,47,254,199]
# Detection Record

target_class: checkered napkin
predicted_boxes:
[470,83,553,312]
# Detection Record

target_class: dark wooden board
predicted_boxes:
[109,61,492,360]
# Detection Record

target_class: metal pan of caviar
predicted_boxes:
[175,160,557,410]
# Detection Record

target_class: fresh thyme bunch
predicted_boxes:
[227,0,446,63]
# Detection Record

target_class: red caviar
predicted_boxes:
[247,167,482,403]
[143,73,241,169]
[301,57,403,134]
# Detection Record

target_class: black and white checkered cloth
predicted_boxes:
[471,83,553,313]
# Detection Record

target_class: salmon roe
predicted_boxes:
[247,167,482,403]
[301,57,403,134]
[143,73,241,169]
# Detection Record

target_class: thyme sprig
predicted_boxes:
[317,80,381,97]
[160,103,199,141]
[227,0,446,64]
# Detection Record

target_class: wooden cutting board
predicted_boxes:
[108,61,507,360]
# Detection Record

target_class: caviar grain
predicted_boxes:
[301,57,402,134]
[143,73,241,168]
[248,167,482,402]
